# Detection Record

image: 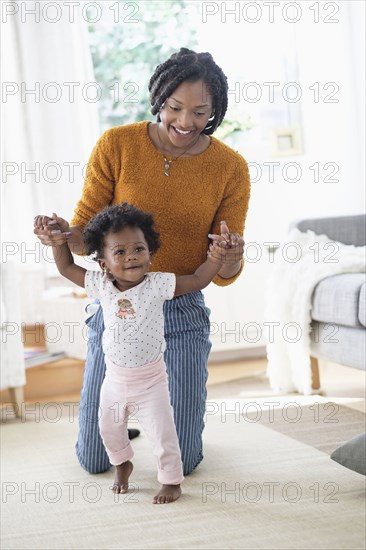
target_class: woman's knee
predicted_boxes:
[76,451,111,475]
[181,449,204,476]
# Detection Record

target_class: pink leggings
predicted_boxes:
[99,355,184,485]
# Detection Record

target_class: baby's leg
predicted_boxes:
[113,460,134,494]
[135,372,184,504]
[99,378,134,493]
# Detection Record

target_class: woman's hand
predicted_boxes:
[208,221,244,279]
[33,213,72,246]
[208,221,244,264]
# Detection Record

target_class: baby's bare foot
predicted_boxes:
[112,460,133,494]
[153,484,182,504]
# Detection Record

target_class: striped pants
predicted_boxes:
[75,291,211,475]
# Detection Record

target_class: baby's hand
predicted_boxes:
[34,213,69,232]
[207,241,225,265]
[34,213,71,246]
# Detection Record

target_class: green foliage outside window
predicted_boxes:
[88,0,199,132]
[88,0,252,138]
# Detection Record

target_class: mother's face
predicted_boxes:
[159,79,213,149]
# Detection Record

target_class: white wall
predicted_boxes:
[200,1,365,354]
[197,1,364,228]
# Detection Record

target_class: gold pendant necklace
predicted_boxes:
[157,125,201,176]
[163,157,174,177]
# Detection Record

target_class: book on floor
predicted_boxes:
[24,348,66,368]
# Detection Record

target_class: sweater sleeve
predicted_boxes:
[211,154,251,287]
[70,129,120,228]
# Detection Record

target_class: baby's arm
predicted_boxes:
[174,242,224,297]
[50,215,86,288]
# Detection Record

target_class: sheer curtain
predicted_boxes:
[1,6,100,387]
[2,6,100,245]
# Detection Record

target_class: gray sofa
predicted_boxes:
[295,214,366,389]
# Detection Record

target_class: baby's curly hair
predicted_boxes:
[148,47,228,135]
[83,203,160,260]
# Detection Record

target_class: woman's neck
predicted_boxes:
[148,122,211,158]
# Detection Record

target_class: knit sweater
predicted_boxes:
[71,121,250,286]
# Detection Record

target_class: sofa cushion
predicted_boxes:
[312,273,366,327]
[311,322,366,370]
[359,283,366,327]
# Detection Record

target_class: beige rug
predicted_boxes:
[246,403,366,455]
[207,375,366,454]
[1,397,365,550]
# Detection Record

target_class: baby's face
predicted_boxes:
[100,227,151,290]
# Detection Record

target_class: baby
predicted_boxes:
[36,203,238,504]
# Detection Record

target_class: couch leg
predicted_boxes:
[310,356,320,390]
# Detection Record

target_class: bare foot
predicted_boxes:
[112,460,133,494]
[153,484,182,504]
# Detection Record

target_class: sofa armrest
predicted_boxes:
[292,214,366,246]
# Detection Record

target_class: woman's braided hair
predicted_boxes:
[148,48,228,135]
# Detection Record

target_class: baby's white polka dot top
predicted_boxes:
[85,270,176,367]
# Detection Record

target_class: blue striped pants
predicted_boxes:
[75,291,211,476]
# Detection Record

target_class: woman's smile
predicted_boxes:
[158,79,213,155]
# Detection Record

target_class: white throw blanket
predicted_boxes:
[265,228,366,395]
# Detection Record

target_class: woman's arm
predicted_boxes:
[69,130,118,233]
[210,156,250,285]
[211,222,244,279]
[218,261,242,279]
[53,223,85,255]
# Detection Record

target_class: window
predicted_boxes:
[88,1,302,152]
[88,0,200,132]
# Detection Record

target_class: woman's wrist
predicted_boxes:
[67,226,85,255]
[218,260,242,279]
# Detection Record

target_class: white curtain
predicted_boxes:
[2,3,100,245]
[1,3,100,385]
[0,263,25,390]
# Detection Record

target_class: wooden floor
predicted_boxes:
[1,323,362,408]
[1,354,365,409]
[0,356,266,405]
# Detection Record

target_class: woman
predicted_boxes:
[34,48,251,476]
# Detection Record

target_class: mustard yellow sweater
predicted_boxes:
[71,121,250,286]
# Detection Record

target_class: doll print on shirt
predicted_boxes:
[116,299,136,320]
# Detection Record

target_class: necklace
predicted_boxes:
[156,125,201,176]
